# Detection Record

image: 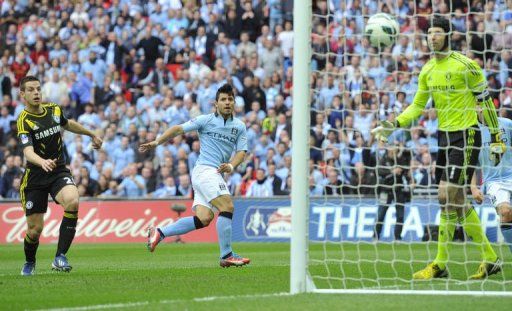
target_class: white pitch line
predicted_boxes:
[31,302,150,311]
[32,292,292,311]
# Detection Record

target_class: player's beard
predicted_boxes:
[217,106,233,119]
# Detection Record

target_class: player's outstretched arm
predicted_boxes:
[470,171,484,204]
[371,120,396,143]
[64,119,103,149]
[23,146,57,172]
[218,151,246,174]
[372,69,429,143]
[139,125,184,152]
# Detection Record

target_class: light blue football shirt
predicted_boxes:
[479,117,512,189]
[181,113,248,168]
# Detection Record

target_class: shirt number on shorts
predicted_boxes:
[63,177,75,185]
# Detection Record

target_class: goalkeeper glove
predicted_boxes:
[371,120,396,143]
[490,132,506,166]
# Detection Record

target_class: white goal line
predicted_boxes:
[313,289,512,296]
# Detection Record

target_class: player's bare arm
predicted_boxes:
[218,150,246,174]
[138,125,184,152]
[64,119,103,149]
[22,146,57,172]
[470,171,484,204]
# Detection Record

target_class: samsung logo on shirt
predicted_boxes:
[430,85,456,91]
[34,126,60,140]
[206,131,236,143]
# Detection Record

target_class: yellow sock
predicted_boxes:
[434,211,457,270]
[460,207,497,262]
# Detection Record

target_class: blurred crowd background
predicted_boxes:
[0,0,511,200]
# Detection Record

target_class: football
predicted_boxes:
[364,13,400,48]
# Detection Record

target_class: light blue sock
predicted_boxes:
[501,224,512,253]
[217,212,233,258]
[160,216,197,237]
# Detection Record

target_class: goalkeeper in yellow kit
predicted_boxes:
[372,17,503,280]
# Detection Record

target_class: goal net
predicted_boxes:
[291,0,512,295]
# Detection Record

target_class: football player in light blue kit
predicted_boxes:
[139,84,250,267]
[471,117,512,254]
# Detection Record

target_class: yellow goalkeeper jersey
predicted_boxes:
[396,51,495,132]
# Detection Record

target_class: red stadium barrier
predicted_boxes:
[0,200,217,244]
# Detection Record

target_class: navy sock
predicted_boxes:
[56,211,78,256]
[24,234,39,263]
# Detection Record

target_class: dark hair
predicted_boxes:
[429,16,452,33]
[20,76,40,91]
[429,16,452,51]
[215,84,235,101]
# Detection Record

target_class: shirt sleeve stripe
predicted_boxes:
[17,112,27,134]
[449,54,479,76]
[482,99,499,131]
[450,53,479,72]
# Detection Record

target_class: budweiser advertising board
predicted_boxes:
[0,200,217,244]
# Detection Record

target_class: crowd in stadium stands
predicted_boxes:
[0,0,512,199]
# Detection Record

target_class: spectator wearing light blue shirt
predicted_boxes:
[187,140,200,170]
[165,99,189,126]
[119,106,145,134]
[81,51,108,88]
[0,106,15,134]
[176,174,193,197]
[102,127,122,159]
[70,71,93,112]
[112,136,135,178]
[152,176,178,198]
[118,164,147,198]
[77,104,101,130]
[318,76,339,110]
[197,78,218,114]
[136,85,158,115]
[149,4,168,26]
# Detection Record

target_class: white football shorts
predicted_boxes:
[191,164,230,211]
[486,181,512,208]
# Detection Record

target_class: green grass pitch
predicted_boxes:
[1,242,512,310]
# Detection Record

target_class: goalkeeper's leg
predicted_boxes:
[460,202,501,280]
[433,183,460,271]
[459,202,498,263]
[413,181,457,280]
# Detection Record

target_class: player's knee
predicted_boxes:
[447,185,461,201]
[438,188,448,206]
[221,203,234,213]
[198,213,214,227]
[498,204,512,223]
[27,224,43,238]
[64,197,79,212]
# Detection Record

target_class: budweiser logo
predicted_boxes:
[2,206,176,243]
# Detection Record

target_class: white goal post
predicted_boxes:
[290,0,312,295]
